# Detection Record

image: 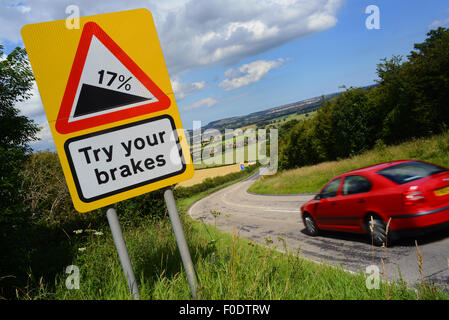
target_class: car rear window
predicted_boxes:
[342,175,372,195]
[376,161,448,185]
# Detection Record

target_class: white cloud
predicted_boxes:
[29,120,56,151]
[183,97,217,110]
[15,82,45,118]
[219,58,284,90]
[16,5,31,14]
[160,0,342,74]
[430,17,449,29]
[35,120,51,141]
[0,0,343,75]
[1,0,343,151]
[171,77,206,100]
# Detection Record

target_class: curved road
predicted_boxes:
[189,169,449,289]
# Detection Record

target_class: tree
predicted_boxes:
[408,27,449,131]
[278,27,449,171]
[375,27,449,143]
[0,44,40,218]
[326,88,372,158]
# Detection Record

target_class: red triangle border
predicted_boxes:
[55,21,171,134]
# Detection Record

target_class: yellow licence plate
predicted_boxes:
[434,186,449,196]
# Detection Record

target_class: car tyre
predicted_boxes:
[303,213,320,236]
[367,216,391,247]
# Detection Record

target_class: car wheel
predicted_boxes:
[367,216,391,247]
[303,214,319,236]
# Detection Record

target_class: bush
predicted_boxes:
[0,45,39,224]
[20,151,76,222]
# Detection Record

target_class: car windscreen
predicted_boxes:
[376,161,448,185]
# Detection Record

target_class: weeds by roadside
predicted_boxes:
[3,150,448,300]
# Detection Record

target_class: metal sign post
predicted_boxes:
[164,188,198,299]
[106,205,140,300]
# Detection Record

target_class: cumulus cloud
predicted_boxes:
[219,58,284,90]
[160,0,343,74]
[171,77,206,100]
[0,0,166,43]
[183,97,217,110]
[1,0,343,151]
[0,0,343,75]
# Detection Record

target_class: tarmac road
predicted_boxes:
[188,169,449,289]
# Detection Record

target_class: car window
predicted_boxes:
[376,161,448,185]
[321,178,341,199]
[342,175,371,195]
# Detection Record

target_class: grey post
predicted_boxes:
[164,188,198,299]
[106,205,140,300]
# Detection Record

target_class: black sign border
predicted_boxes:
[64,114,187,203]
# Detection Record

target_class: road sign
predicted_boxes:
[55,21,171,134]
[22,9,194,212]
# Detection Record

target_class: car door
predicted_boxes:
[315,177,343,227]
[337,175,372,231]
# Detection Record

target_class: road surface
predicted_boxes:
[188,169,449,289]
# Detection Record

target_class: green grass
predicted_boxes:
[16,162,449,300]
[35,213,448,300]
[268,110,317,126]
[191,146,259,170]
[249,131,449,195]
[193,162,238,170]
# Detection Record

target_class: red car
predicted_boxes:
[300,160,449,246]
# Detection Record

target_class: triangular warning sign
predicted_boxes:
[55,22,170,134]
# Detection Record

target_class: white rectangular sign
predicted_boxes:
[65,115,185,202]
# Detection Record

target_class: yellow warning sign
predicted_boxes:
[21,9,194,213]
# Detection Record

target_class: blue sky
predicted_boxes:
[178,0,449,123]
[1,0,449,150]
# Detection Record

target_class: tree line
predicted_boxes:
[279,27,449,170]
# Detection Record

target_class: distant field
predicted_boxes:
[191,143,260,171]
[189,111,313,153]
[177,163,244,187]
[264,110,317,129]
[276,110,317,123]
[249,131,449,195]
[193,162,234,170]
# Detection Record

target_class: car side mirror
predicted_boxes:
[314,194,321,200]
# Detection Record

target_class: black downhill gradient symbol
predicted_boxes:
[74,84,152,118]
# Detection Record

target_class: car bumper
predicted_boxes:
[390,220,449,240]
[389,204,449,231]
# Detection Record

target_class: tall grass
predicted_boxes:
[29,213,447,300]
[249,131,449,195]
[7,140,449,300]
[13,184,448,300]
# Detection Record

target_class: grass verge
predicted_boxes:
[13,161,448,300]
[39,215,448,300]
[249,131,449,195]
